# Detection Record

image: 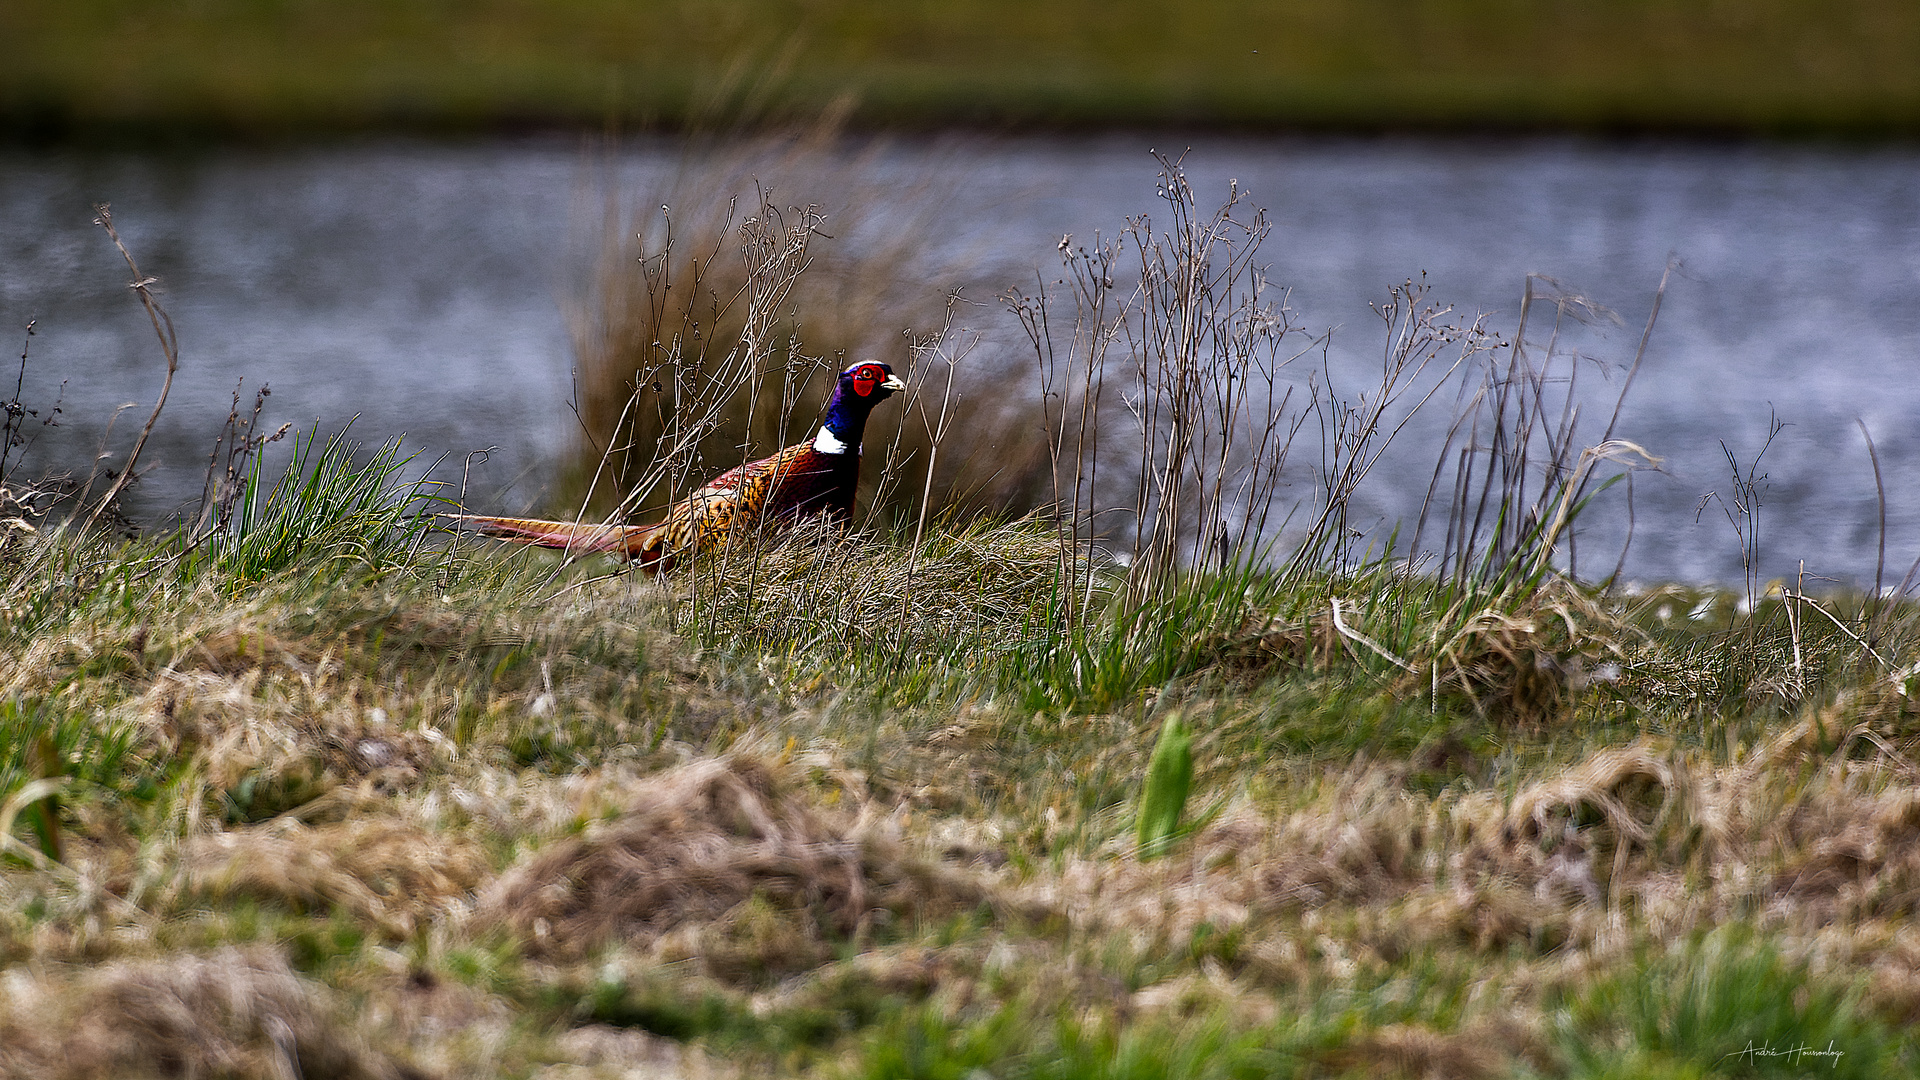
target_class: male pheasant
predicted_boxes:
[454,360,906,573]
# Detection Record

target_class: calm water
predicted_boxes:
[3,135,1917,587]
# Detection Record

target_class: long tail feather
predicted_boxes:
[444,514,666,564]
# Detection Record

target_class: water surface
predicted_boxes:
[2,135,1916,586]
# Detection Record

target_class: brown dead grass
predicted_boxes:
[1409,585,1640,727]
[175,814,489,938]
[1032,766,1433,951]
[9,522,1919,1075]
[545,1024,733,1080]
[476,755,1004,977]
[1220,583,1640,727]
[1033,722,1920,989]
[682,514,1064,661]
[1316,1021,1514,1080]
[0,947,427,1080]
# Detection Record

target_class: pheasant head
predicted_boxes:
[811,360,907,454]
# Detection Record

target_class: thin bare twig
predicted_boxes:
[1330,596,1415,672]
[83,206,179,535]
[1782,589,1890,670]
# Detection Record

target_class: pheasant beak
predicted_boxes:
[881,374,906,393]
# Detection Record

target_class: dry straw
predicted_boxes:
[0,947,423,1080]
[477,754,1006,972]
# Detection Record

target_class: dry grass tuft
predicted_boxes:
[1214,607,1344,680]
[1317,1021,1511,1080]
[1407,584,1639,726]
[1756,767,1920,925]
[1125,960,1283,1028]
[176,816,489,937]
[1498,744,1681,886]
[1035,768,1437,950]
[476,755,998,974]
[547,1024,733,1079]
[1208,581,1640,726]
[679,515,1064,659]
[1031,725,1920,987]
[0,946,426,1080]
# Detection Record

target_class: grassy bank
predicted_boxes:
[5,1,1919,140]
[4,461,1920,1076]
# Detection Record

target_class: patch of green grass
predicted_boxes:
[847,1002,1034,1080]
[1559,928,1914,1079]
[184,425,435,585]
[0,696,141,801]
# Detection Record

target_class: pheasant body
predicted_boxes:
[456,361,904,573]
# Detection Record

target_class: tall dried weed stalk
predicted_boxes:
[1008,154,1518,620]
[1000,156,1683,724]
[1412,269,1667,600]
[2,209,178,544]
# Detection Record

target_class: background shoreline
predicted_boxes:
[6,1,1919,144]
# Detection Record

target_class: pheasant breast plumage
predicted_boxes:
[454,360,905,573]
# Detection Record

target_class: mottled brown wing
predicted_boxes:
[649,442,843,558]
[745,445,849,521]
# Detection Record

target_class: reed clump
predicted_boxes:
[559,129,1048,538]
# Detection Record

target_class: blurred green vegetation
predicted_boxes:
[4,0,1917,140]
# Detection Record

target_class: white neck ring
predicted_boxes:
[812,426,855,455]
